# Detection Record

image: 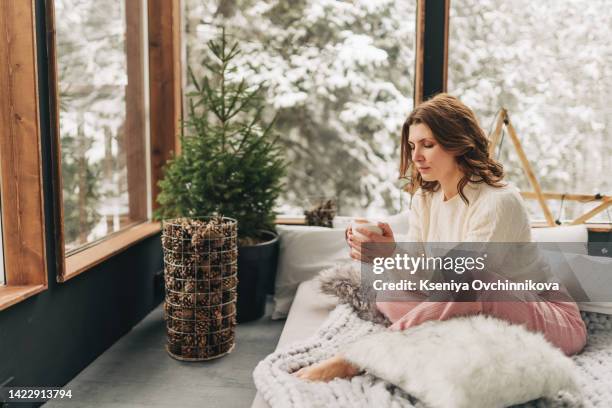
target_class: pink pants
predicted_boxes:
[377,289,587,356]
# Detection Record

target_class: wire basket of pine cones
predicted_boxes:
[162,216,238,361]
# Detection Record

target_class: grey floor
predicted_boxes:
[44,299,284,408]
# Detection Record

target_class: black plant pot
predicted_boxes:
[236,230,279,323]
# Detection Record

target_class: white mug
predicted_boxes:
[350,219,383,261]
[350,218,383,240]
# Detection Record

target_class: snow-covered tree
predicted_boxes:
[184,0,416,216]
[449,0,611,221]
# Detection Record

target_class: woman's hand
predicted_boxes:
[348,222,396,263]
[345,224,352,245]
[293,355,361,382]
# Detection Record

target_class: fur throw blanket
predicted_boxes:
[317,263,390,325]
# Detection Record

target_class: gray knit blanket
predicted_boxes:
[253,306,612,408]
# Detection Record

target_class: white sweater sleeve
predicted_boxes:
[462,190,544,281]
[464,190,531,243]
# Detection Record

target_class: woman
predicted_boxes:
[294,93,587,382]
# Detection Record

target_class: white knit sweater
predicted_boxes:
[407,182,532,243]
[402,182,554,284]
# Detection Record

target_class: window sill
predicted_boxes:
[0,284,46,311]
[61,221,162,282]
[275,216,306,225]
[276,217,612,232]
[531,223,612,232]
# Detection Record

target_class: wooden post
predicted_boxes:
[414,0,425,106]
[521,192,610,203]
[570,201,612,225]
[0,0,47,287]
[488,109,506,158]
[148,0,182,212]
[125,0,147,222]
[490,109,609,226]
[505,113,556,226]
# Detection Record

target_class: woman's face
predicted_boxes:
[408,123,460,183]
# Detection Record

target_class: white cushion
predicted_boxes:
[532,225,588,249]
[272,212,410,320]
[272,225,347,319]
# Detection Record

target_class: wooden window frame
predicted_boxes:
[0,0,48,310]
[414,0,450,106]
[46,0,182,282]
[148,0,182,209]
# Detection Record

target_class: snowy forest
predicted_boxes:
[51,0,611,253]
[184,0,416,217]
[184,0,611,221]
[448,0,611,222]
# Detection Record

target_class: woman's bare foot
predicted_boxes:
[293,355,361,382]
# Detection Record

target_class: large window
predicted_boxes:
[183,0,416,216]
[51,0,149,254]
[47,0,159,281]
[449,0,611,222]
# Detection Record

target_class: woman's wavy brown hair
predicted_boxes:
[400,93,504,204]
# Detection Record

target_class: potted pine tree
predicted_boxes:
[156,29,286,323]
